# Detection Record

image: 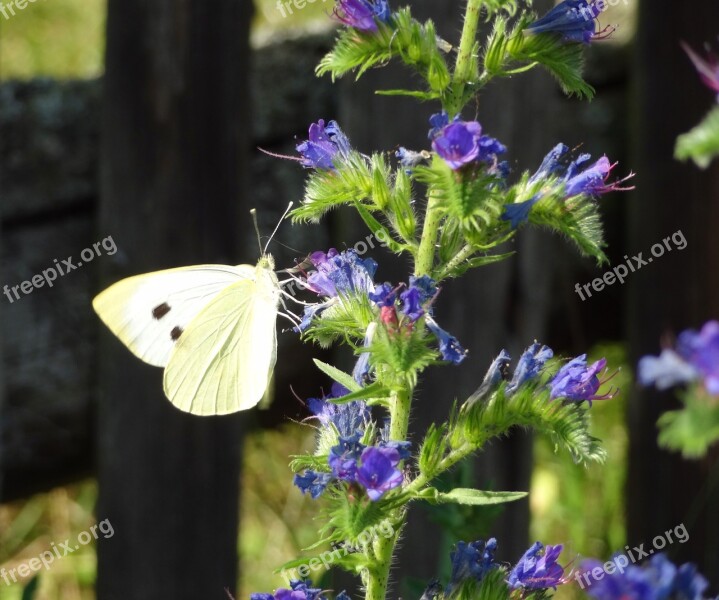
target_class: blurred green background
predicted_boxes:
[0,1,634,598]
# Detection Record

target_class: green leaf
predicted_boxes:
[417,487,528,506]
[675,105,719,169]
[375,89,442,100]
[329,381,394,404]
[313,359,361,392]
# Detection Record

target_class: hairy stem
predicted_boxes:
[445,0,483,116]
[414,193,443,277]
[364,5,486,597]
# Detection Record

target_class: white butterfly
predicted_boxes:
[93,207,292,416]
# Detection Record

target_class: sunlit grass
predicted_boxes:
[0,0,106,80]
[0,481,99,599]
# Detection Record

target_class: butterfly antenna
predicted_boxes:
[250,208,263,255]
[263,201,294,255]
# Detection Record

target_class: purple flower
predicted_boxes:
[526,0,612,45]
[506,343,554,395]
[356,446,403,500]
[293,470,332,499]
[677,320,719,395]
[333,0,391,32]
[447,538,498,593]
[674,563,710,600]
[297,248,378,331]
[508,542,566,590]
[409,275,438,303]
[682,41,719,101]
[530,143,570,183]
[639,320,719,395]
[400,287,424,322]
[549,354,614,405]
[429,112,506,170]
[638,349,700,390]
[580,554,711,600]
[296,120,351,170]
[306,248,377,298]
[432,121,483,170]
[379,440,411,460]
[329,434,366,482]
[564,156,634,196]
[251,580,326,600]
[501,195,541,229]
[368,282,396,307]
[307,383,370,438]
[426,316,468,364]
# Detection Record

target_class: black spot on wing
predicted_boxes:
[170,326,184,341]
[152,302,172,320]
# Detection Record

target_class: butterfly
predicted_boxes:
[93,206,292,416]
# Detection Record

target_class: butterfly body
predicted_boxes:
[93,255,280,415]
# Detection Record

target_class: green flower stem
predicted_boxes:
[454,0,483,85]
[365,385,412,600]
[414,193,443,277]
[366,4,486,597]
[445,0,483,116]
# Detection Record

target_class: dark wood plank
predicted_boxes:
[96,1,254,598]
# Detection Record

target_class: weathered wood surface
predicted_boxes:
[628,0,719,576]
[0,34,335,501]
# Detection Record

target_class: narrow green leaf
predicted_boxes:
[422,487,528,506]
[313,359,361,392]
[329,381,394,404]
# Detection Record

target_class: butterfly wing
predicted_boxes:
[93,265,254,367]
[162,265,280,415]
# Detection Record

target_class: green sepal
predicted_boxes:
[416,487,528,506]
[675,105,719,169]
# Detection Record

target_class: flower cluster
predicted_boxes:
[294,384,409,502]
[295,248,377,331]
[251,579,351,600]
[296,249,467,365]
[502,142,634,229]
[370,275,467,364]
[682,41,719,102]
[639,320,719,395]
[526,0,613,45]
[426,111,507,172]
[481,342,613,405]
[581,553,711,600]
[442,538,567,596]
